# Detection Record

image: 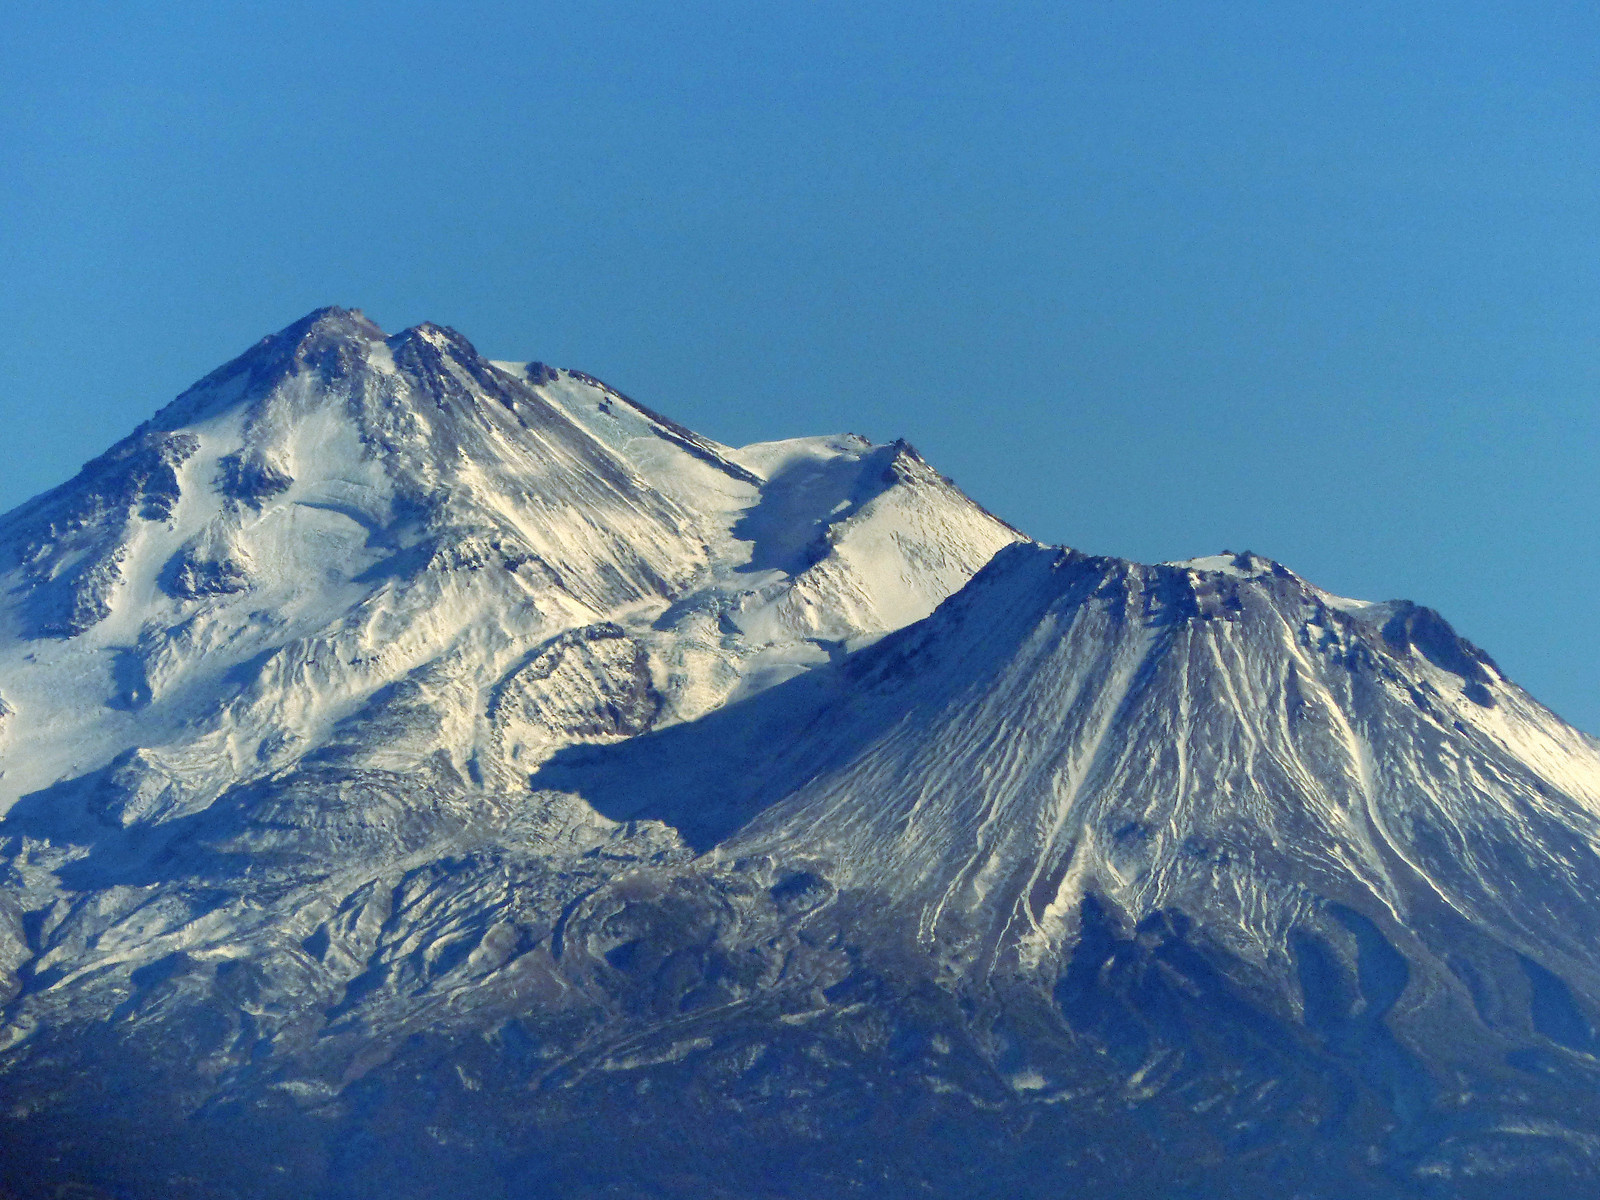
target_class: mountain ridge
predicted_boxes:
[1,309,1599,1199]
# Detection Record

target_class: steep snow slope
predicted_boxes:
[0,308,1021,815]
[564,545,1600,993]
[4,311,1600,1200]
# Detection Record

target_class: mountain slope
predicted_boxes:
[0,308,1020,815]
[2,311,1599,1200]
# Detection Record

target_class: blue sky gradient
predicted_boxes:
[3,2,1598,729]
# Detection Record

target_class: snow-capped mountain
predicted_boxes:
[0,307,1017,813]
[2,309,1599,1200]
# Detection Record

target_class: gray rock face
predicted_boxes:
[218,452,293,507]
[9,429,201,637]
[0,311,1597,1200]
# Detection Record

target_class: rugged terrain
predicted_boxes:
[2,309,1599,1199]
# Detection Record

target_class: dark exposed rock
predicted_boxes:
[1381,601,1499,706]
[523,361,561,386]
[164,555,251,598]
[218,453,293,506]
[9,430,201,637]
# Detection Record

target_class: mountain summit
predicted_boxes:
[2,311,1599,1199]
[0,308,1016,811]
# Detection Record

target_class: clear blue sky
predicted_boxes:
[4,3,1598,731]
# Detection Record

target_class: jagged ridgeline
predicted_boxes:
[2,309,1599,1199]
